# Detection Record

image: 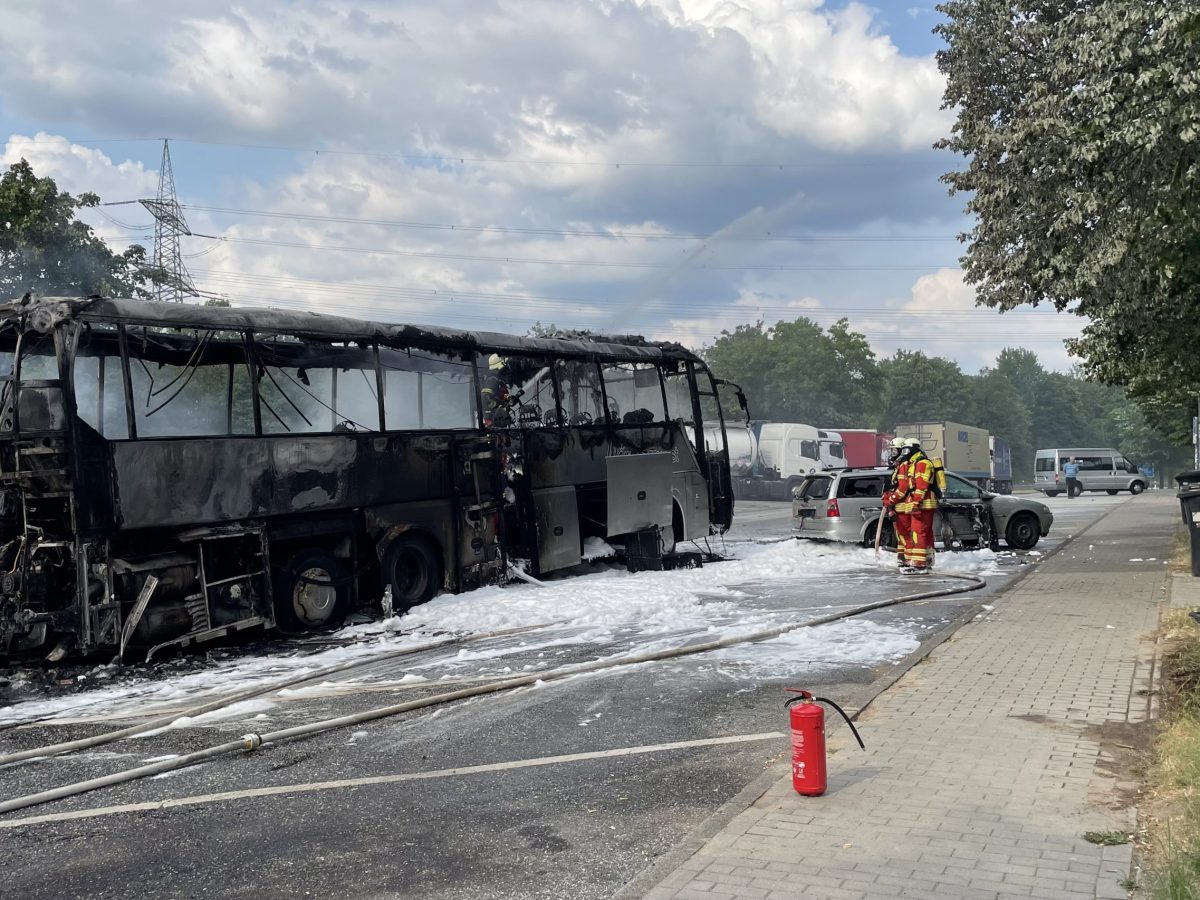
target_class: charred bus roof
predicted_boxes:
[0,295,701,366]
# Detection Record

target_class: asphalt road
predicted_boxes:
[0,490,1135,899]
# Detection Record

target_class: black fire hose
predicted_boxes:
[785,690,865,750]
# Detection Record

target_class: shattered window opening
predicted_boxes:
[552,359,605,426]
[16,333,58,381]
[600,361,667,426]
[379,346,477,431]
[73,326,130,440]
[254,335,382,435]
[479,352,556,427]
[126,329,254,438]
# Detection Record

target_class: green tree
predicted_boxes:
[970,368,1033,477]
[993,348,1044,413]
[876,351,976,428]
[936,1,1200,436]
[703,317,882,426]
[0,159,149,299]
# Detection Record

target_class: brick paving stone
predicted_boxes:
[624,496,1172,900]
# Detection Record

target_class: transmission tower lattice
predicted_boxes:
[140,139,197,303]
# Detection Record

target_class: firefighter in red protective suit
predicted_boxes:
[882,437,912,569]
[897,440,937,572]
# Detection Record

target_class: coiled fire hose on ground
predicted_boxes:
[0,573,985,817]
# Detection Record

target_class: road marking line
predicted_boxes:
[0,731,784,828]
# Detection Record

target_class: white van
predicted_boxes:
[757,423,823,491]
[1034,448,1148,496]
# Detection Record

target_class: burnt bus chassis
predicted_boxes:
[0,296,735,660]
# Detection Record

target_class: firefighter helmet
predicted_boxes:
[488,353,506,371]
[889,436,909,451]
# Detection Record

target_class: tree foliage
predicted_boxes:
[935,1,1200,439]
[703,318,882,425]
[0,159,150,300]
[877,351,975,426]
[703,315,1188,480]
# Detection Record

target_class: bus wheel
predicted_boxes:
[274,550,349,631]
[1130,481,1146,495]
[1106,489,1119,495]
[384,535,442,614]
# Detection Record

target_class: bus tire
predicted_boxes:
[1106,489,1119,495]
[273,549,350,632]
[383,534,442,614]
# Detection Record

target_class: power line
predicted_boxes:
[180,204,960,243]
[180,268,1075,332]
[186,291,1074,344]
[190,235,960,271]
[4,135,935,170]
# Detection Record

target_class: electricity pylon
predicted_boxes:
[140,139,196,302]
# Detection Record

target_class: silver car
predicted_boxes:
[792,467,1053,551]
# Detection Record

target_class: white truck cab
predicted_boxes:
[818,429,846,470]
[757,423,823,492]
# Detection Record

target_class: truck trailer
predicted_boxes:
[989,436,1013,494]
[893,421,991,488]
[834,429,893,468]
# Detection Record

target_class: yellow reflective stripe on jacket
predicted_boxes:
[908,456,933,504]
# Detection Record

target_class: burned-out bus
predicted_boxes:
[0,295,742,659]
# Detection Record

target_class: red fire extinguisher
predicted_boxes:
[785,689,866,796]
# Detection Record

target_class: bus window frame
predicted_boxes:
[476,350,563,429]
[596,358,670,427]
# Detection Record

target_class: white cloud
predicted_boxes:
[1,4,1051,373]
[860,268,1081,372]
[640,0,950,149]
[1,133,159,251]
[654,288,821,344]
[0,1,946,157]
[1,133,158,207]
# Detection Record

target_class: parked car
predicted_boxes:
[791,467,1054,551]
[1033,447,1148,496]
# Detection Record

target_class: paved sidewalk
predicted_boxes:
[632,494,1176,899]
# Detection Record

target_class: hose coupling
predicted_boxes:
[241,733,263,752]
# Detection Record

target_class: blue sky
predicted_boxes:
[0,0,1080,372]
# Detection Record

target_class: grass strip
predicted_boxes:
[1145,607,1200,899]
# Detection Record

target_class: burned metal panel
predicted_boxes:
[364,495,502,592]
[520,426,610,488]
[111,432,461,530]
[605,452,673,536]
[667,426,710,541]
[532,486,582,573]
[1,296,706,369]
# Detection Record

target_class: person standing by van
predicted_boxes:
[1063,457,1081,498]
